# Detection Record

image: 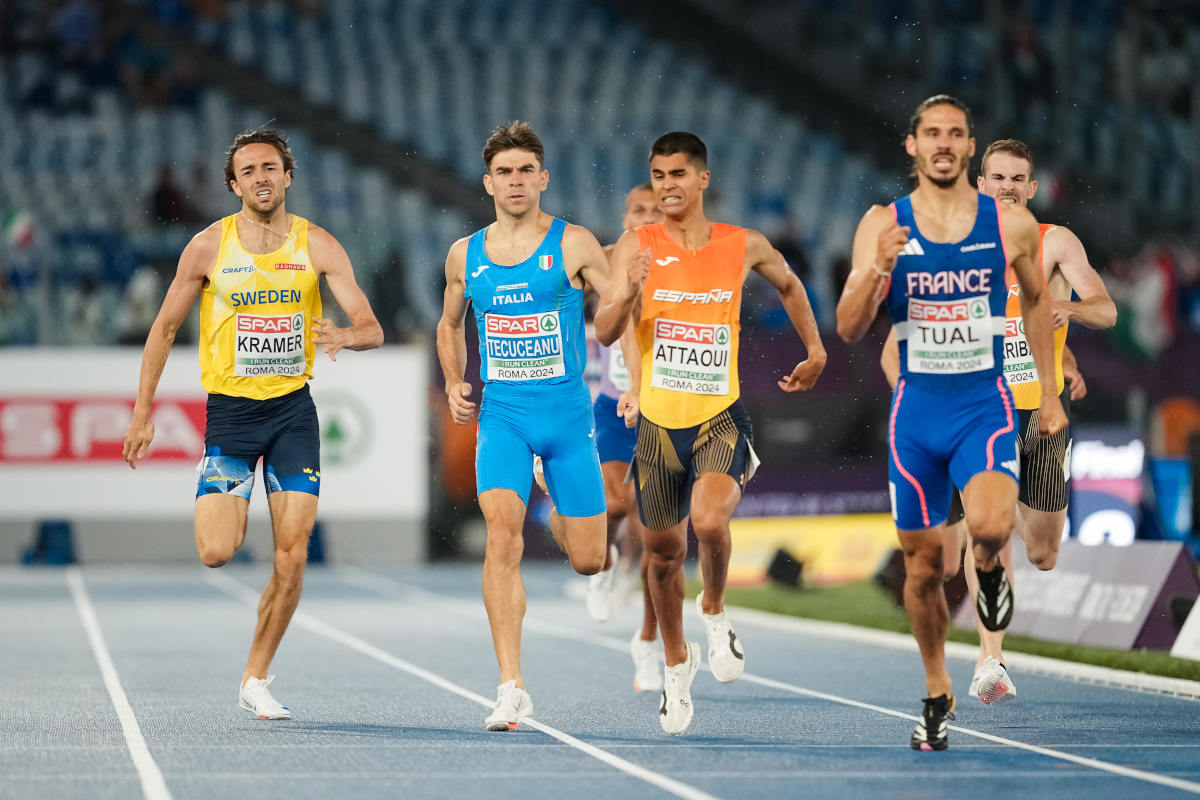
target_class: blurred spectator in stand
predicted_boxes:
[61,273,106,346]
[51,0,99,68]
[0,264,36,346]
[151,163,202,226]
[189,159,231,221]
[116,261,164,345]
[749,219,816,330]
[1107,243,1182,362]
[371,248,417,342]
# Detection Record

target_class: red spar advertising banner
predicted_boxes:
[0,397,206,463]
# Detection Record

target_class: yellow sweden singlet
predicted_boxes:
[199,215,321,400]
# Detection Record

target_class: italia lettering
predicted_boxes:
[230,289,302,307]
[237,334,304,353]
[905,270,991,295]
[492,292,535,305]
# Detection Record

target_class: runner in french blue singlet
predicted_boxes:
[837,96,1064,752]
[464,217,605,516]
[885,191,1016,533]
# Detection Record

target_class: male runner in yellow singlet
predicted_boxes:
[597,132,826,735]
[122,126,383,719]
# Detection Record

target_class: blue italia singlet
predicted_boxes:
[463,217,604,515]
[464,217,587,397]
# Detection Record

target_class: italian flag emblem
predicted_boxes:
[538,254,553,271]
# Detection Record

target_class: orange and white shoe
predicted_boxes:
[485,679,532,731]
[969,657,1016,705]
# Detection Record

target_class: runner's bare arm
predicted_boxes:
[122,224,219,468]
[436,238,477,425]
[617,320,641,427]
[880,327,900,390]
[837,205,905,343]
[748,230,826,392]
[309,225,384,361]
[1005,206,1067,435]
[1045,226,1117,330]
[595,230,647,347]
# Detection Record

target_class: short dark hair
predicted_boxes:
[482,120,545,169]
[224,126,295,193]
[650,132,707,169]
[907,95,974,138]
[981,138,1035,177]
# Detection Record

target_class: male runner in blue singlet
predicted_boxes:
[837,96,1066,751]
[437,121,617,731]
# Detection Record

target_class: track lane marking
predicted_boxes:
[336,566,1200,796]
[67,568,173,800]
[205,571,719,800]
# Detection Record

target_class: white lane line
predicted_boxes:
[66,568,173,800]
[726,607,1200,702]
[335,567,1200,796]
[204,571,719,800]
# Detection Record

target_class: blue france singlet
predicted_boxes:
[464,217,587,399]
[886,193,1009,394]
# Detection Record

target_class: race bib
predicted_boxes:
[485,311,565,381]
[607,345,631,393]
[905,296,994,374]
[650,318,730,395]
[234,313,307,377]
[1002,316,1039,386]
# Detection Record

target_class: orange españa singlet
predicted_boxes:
[1002,222,1068,410]
[635,222,746,428]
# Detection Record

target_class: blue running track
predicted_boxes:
[1,563,1198,800]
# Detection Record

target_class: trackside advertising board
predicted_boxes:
[0,347,427,520]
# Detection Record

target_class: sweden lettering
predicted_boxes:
[231,289,302,307]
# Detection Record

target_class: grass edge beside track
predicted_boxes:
[690,578,1200,682]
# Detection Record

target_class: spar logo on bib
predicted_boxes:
[234,313,306,377]
[906,296,994,375]
[484,312,566,381]
[651,318,731,396]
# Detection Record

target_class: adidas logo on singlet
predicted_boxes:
[898,240,925,257]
